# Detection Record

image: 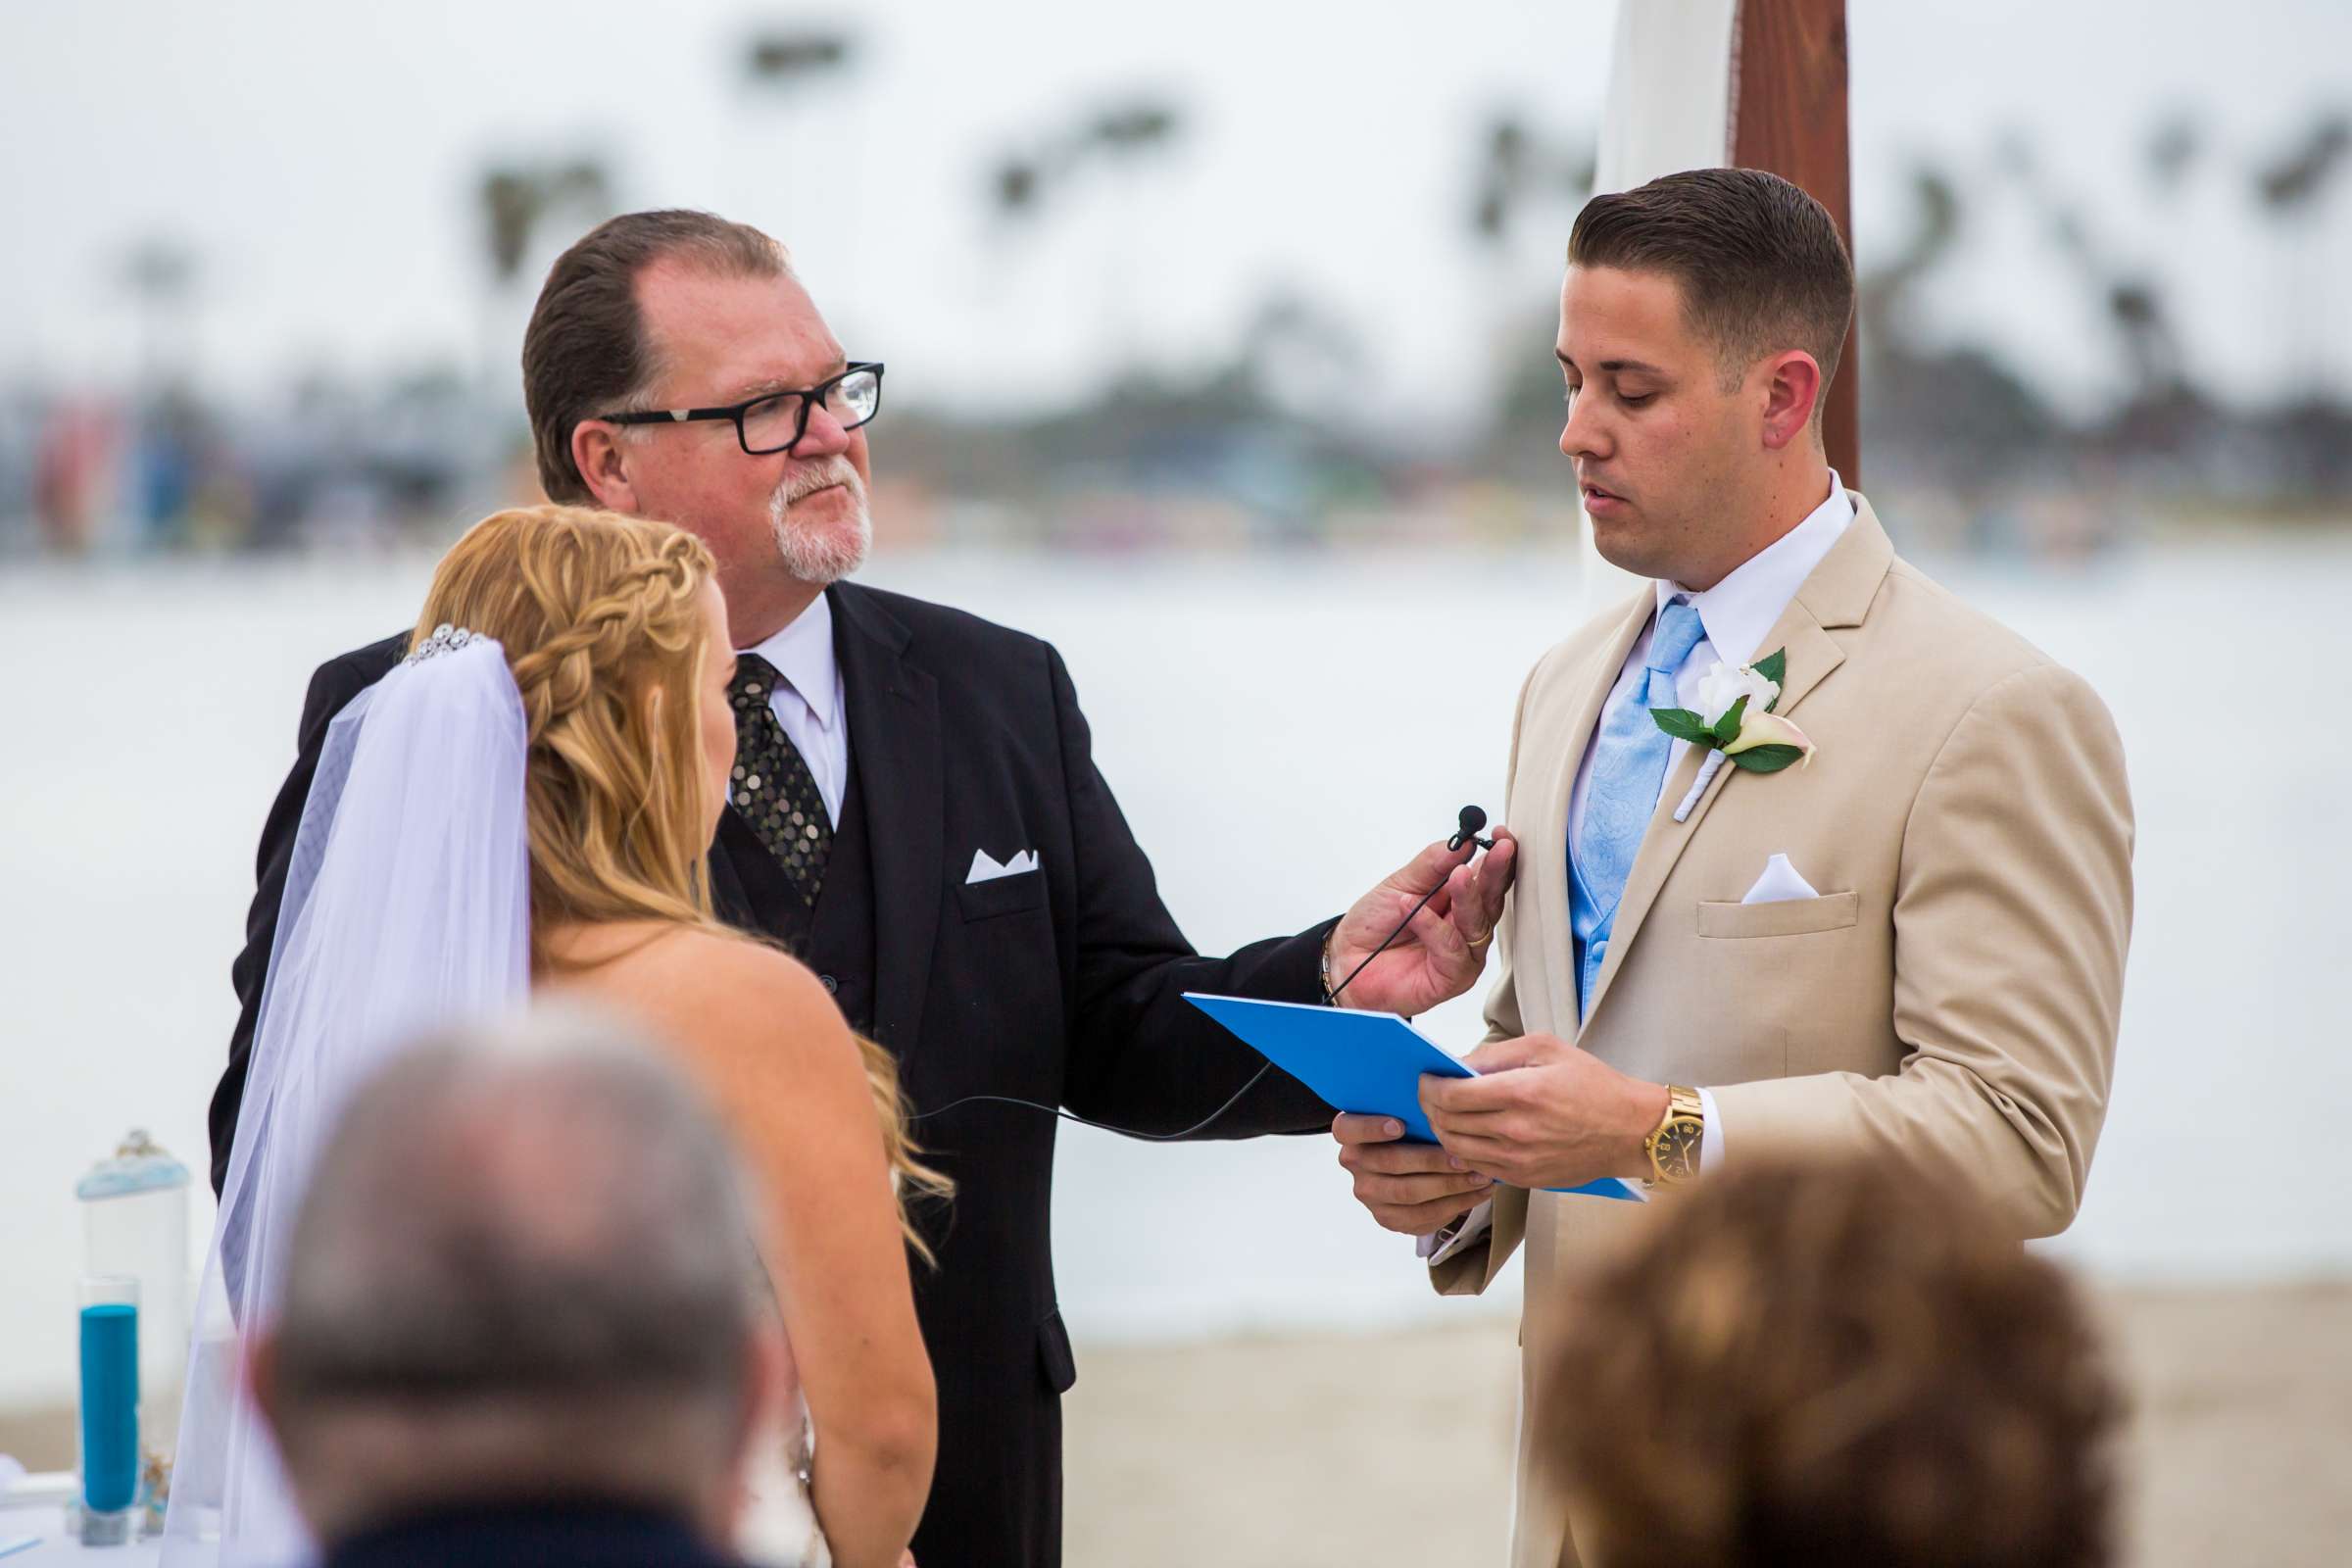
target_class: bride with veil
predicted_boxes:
[168,505,945,1568]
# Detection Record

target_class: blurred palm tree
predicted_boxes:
[473,159,614,415]
[2144,110,2201,197]
[1855,165,1959,350]
[2250,110,2349,399]
[1466,113,1593,249]
[988,96,1188,380]
[1462,112,1594,470]
[732,26,864,290]
[990,97,1186,225]
[743,25,854,87]
[1992,127,2188,412]
[2253,112,2350,215]
[478,160,613,288]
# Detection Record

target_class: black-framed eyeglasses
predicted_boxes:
[599,362,885,456]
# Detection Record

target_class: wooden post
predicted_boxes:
[1731,0,1859,486]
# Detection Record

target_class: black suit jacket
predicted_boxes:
[324,1500,740,1568]
[211,581,1335,1567]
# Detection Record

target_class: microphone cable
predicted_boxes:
[905,807,1497,1143]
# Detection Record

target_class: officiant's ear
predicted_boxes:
[572,417,644,515]
[1757,350,1826,453]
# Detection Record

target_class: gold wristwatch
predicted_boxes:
[1642,1085,1705,1186]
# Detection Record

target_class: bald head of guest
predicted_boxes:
[247,1008,783,1550]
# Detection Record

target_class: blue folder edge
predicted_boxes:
[1182,993,1642,1201]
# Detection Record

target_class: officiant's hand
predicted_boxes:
[1331,1113,1494,1235]
[1325,830,1517,1015]
[1420,1034,1667,1191]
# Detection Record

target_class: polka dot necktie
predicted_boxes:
[727,653,833,907]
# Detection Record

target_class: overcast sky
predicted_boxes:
[3,0,2346,429]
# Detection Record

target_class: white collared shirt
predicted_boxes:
[1422,474,1851,1264]
[741,593,851,828]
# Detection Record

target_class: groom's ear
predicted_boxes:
[571,418,644,514]
[1756,349,1826,453]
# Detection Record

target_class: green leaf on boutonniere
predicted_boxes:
[1650,707,1714,744]
[1710,695,1749,745]
[1754,648,1788,688]
[1729,744,1806,774]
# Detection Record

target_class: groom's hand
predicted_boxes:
[1332,1113,1494,1235]
[1325,829,1517,1015]
[1420,1034,1667,1191]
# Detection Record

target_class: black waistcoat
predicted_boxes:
[711,757,879,1035]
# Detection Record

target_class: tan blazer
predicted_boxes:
[1433,497,2134,1568]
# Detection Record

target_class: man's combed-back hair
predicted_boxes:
[1569,168,1854,406]
[523,210,791,505]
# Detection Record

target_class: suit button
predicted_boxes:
[820,974,839,995]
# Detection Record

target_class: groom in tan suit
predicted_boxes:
[1334,169,2133,1568]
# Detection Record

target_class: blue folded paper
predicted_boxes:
[1182,993,1642,1200]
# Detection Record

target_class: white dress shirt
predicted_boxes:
[1423,475,1851,1262]
[741,592,851,828]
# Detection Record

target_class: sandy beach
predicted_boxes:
[5,1283,2341,1564]
[1059,1283,2352,1567]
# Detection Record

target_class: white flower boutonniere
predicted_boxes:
[1648,647,1816,775]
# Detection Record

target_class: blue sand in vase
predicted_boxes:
[78,1301,139,1514]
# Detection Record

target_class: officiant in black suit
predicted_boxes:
[208,210,1516,1568]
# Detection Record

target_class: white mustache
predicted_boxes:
[778,457,863,510]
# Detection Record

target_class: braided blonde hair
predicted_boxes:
[414,505,950,1254]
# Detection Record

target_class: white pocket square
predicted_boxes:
[1740,852,1820,905]
[966,848,1040,884]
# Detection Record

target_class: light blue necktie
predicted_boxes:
[1569,599,1707,1016]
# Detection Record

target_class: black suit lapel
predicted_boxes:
[830,583,943,1054]
[701,808,757,930]
[704,815,763,933]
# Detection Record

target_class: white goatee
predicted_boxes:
[767,457,872,585]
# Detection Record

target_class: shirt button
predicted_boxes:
[820,974,839,995]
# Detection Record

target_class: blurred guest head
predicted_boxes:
[247,1006,785,1552]
[523,210,875,645]
[1557,167,1853,587]
[1544,1158,2124,1568]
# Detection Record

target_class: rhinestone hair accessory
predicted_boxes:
[402,623,478,666]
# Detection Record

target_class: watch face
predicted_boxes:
[1657,1116,1703,1180]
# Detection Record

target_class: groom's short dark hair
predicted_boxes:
[1569,168,1854,409]
[523,210,790,505]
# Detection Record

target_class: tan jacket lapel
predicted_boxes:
[1579,499,1895,1027]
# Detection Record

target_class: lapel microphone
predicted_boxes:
[1449,805,1495,854]
[908,807,1498,1141]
